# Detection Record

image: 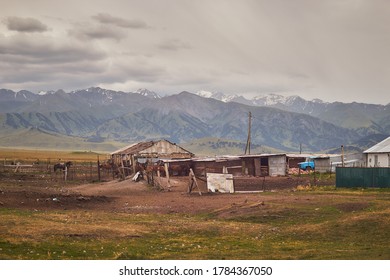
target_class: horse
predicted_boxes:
[145,162,165,176]
[54,161,72,172]
[135,162,147,173]
[99,159,117,171]
[169,163,191,176]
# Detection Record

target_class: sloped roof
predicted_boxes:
[364,136,390,153]
[114,141,155,155]
[110,142,145,155]
[111,139,194,157]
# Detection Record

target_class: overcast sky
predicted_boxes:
[0,0,389,104]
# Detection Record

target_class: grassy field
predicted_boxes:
[0,147,109,163]
[1,189,390,260]
[0,128,127,153]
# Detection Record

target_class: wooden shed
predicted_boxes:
[190,153,287,178]
[111,139,194,175]
[181,153,288,194]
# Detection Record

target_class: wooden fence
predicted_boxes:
[1,160,115,182]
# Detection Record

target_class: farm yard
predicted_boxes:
[1,149,390,260]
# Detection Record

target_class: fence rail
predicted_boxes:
[1,160,114,182]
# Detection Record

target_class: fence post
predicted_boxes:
[97,156,101,182]
[164,162,171,190]
[64,166,68,181]
[90,161,92,181]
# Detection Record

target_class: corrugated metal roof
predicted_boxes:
[191,156,241,162]
[110,139,194,157]
[110,141,153,155]
[364,136,390,153]
[239,153,286,158]
[286,153,314,158]
[121,141,156,155]
[312,154,341,159]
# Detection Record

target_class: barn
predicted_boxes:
[364,136,390,167]
[111,139,194,176]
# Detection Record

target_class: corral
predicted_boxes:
[1,158,114,183]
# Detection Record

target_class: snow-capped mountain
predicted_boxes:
[249,94,329,115]
[196,90,239,103]
[135,88,161,99]
[252,93,295,106]
[251,93,326,106]
[196,90,328,115]
[1,87,388,152]
[37,90,56,95]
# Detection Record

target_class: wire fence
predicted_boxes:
[1,159,115,183]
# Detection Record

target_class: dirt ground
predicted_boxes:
[0,172,336,215]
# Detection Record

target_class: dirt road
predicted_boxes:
[0,174,334,216]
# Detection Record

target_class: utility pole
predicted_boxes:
[245,111,252,155]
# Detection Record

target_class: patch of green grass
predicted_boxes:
[1,189,390,260]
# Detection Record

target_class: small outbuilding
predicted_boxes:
[111,139,194,175]
[190,153,288,178]
[364,136,390,167]
[314,154,342,173]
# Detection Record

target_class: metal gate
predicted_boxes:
[336,167,390,188]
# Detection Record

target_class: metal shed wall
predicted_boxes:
[268,155,286,176]
[315,156,342,173]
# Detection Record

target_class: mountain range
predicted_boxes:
[0,87,389,154]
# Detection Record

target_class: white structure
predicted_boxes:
[364,136,390,167]
[268,154,287,176]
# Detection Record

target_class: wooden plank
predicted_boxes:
[188,168,202,195]
[164,163,171,190]
[254,158,261,176]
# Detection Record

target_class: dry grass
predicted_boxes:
[0,147,108,163]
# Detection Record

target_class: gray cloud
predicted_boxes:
[0,1,389,104]
[158,39,191,51]
[68,24,125,41]
[0,33,108,90]
[4,16,48,33]
[0,35,106,64]
[92,13,148,29]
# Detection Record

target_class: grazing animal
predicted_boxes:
[54,161,72,172]
[99,159,115,170]
[145,162,166,176]
[135,162,147,173]
[99,159,120,177]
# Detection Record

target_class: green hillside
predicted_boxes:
[0,128,126,153]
